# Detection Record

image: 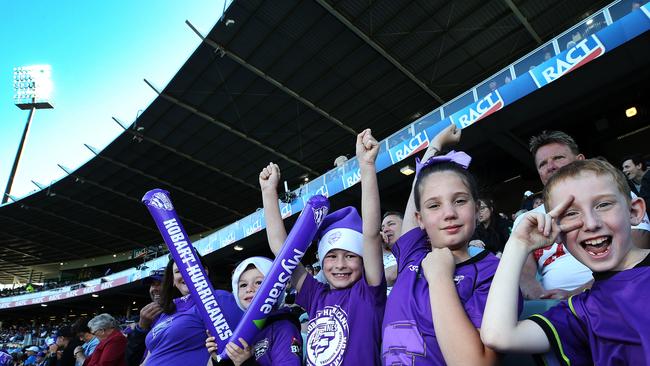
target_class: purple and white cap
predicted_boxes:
[231,256,277,311]
[316,206,363,268]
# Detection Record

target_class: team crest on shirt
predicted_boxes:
[306,305,349,366]
[150,316,174,339]
[453,275,465,285]
[253,338,269,359]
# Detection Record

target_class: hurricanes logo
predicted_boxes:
[313,206,329,226]
[327,231,342,245]
[150,192,174,211]
[253,338,269,359]
[306,305,349,366]
[150,316,174,339]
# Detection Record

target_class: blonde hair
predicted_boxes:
[543,159,631,208]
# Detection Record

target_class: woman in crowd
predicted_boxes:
[75,314,126,366]
[472,197,512,255]
[142,253,242,366]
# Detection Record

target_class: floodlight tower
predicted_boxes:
[2,65,54,204]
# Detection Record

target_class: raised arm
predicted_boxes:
[481,196,579,353]
[356,129,384,286]
[259,163,308,290]
[402,123,461,234]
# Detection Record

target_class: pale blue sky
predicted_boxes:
[0,1,228,202]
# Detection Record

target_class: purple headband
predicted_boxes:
[415,150,472,176]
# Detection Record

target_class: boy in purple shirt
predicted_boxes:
[482,159,650,365]
[259,129,386,366]
[206,257,302,366]
[382,124,501,365]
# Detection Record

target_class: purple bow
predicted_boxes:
[415,150,472,176]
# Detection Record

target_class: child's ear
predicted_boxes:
[415,211,425,230]
[629,197,646,226]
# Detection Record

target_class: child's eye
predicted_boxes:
[454,198,467,205]
[255,280,263,286]
[427,203,440,209]
[595,201,612,210]
[239,283,247,288]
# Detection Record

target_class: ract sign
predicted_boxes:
[530,35,605,88]
[449,90,504,129]
[388,131,429,164]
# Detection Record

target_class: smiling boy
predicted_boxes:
[481,159,650,365]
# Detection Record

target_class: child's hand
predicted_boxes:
[510,196,581,252]
[431,124,461,150]
[421,248,455,281]
[259,162,281,192]
[226,338,253,366]
[205,335,219,360]
[356,128,379,166]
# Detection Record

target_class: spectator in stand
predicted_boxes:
[35,352,47,366]
[380,211,402,291]
[515,130,650,299]
[472,198,511,256]
[71,319,98,366]
[622,154,647,195]
[622,154,650,216]
[76,314,126,366]
[23,346,40,365]
[142,254,242,366]
[45,326,79,366]
[125,269,164,366]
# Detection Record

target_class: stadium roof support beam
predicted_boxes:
[314,0,445,104]
[0,243,43,261]
[31,180,158,233]
[185,20,357,136]
[144,79,321,177]
[57,165,212,231]
[503,0,542,44]
[112,117,260,192]
[13,201,143,250]
[0,216,93,259]
[83,144,245,217]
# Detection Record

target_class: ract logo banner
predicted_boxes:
[449,90,504,129]
[388,130,429,164]
[530,35,605,88]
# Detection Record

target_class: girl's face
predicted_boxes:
[416,171,477,250]
[322,249,362,290]
[238,267,264,310]
[477,200,492,225]
[172,263,189,296]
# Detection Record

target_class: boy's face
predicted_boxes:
[550,172,644,272]
[238,267,264,310]
[322,249,362,289]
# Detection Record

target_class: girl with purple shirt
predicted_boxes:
[259,129,386,366]
[206,256,303,366]
[382,124,502,365]
[143,254,242,366]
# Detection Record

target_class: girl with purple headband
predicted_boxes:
[259,129,386,366]
[382,124,508,365]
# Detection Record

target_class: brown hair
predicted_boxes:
[529,130,580,157]
[543,159,631,208]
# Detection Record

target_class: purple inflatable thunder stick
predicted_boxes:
[218,194,329,360]
[142,189,236,352]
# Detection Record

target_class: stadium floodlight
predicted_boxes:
[2,65,55,204]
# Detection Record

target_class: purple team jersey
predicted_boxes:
[297,273,386,366]
[382,228,500,365]
[529,253,650,366]
[145,290,243,366]
[249,309,303,366]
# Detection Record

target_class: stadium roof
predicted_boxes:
[0,0,640,284]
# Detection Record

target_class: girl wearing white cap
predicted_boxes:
[259,129,386,366]
[206,257,302,366]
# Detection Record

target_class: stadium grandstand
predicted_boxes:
[1,0,649,364]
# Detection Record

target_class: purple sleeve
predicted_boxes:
[296,274,327,314]
[269,320,303,366]
[392,228,427,270]
[213,289,244,327]
[528,300,592,366]
[463,274,493,329]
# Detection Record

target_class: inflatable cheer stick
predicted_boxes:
[218,194,329,360]
[142,189,236,351]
